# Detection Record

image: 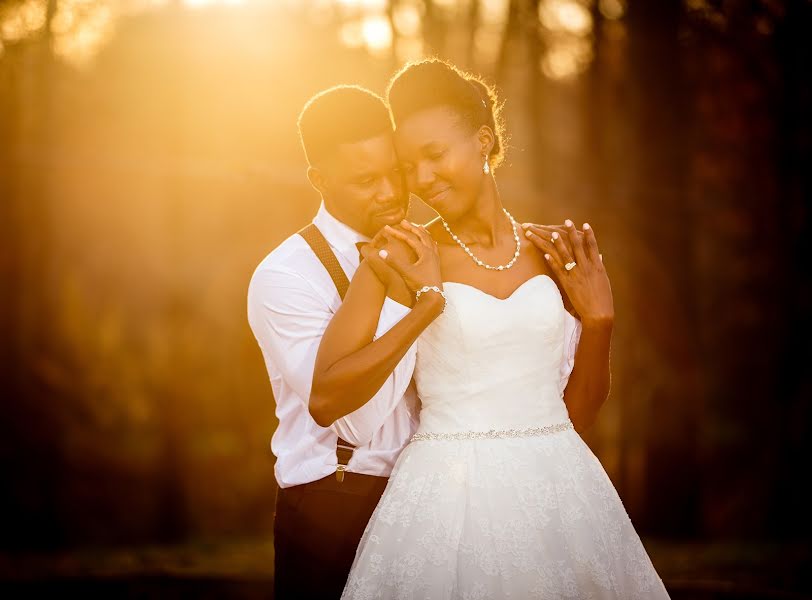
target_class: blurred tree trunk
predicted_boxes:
[0,0,68,550]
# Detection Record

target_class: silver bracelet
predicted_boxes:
[415,285,447,312]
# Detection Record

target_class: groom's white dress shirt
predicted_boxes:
[247,201,420,489]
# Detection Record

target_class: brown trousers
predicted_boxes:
[273,472,388,600]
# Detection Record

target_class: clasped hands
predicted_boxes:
[358,220,442,308]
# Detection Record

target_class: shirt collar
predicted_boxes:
[311,200,371,266]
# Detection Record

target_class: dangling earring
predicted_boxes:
[483,155,490,175]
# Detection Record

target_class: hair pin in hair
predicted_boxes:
[481,99,486,108]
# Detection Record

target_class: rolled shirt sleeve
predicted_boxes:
[247,264,416,447]
[330,297,417,445]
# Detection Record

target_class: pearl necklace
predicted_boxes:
[441,207,521,271]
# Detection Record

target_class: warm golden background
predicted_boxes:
[1,0,809,597]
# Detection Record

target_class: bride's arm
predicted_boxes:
[523,220,613,433]
[562,316,612,434]
[309,235,443,428]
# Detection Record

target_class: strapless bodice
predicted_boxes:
[342,278,672,600]
[414,274,579,434]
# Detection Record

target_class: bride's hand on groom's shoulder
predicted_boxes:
[521,219,613,326]
[377,221,443,295]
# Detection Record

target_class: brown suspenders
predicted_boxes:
[298,222,357,483]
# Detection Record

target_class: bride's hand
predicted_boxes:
[359,229,413,299]
[377,221,443,294]
[360,229,398,282]
[520,220,603,264]
[524,220,614,325]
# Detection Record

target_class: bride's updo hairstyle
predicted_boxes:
[386,59,506,170]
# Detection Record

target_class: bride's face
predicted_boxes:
[394,105,487,221]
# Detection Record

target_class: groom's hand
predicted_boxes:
[360,228,414,287]
[377,221,443,294]
[359,243,405,288]
[359,229,415,305]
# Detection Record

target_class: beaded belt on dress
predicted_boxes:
[410,419,573,442]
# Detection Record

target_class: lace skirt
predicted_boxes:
[340,423,671,600]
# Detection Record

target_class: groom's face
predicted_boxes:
[315,133,409,238]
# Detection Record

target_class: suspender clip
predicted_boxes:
[335,438,355,484]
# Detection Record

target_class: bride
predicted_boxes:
[312,59,670,599]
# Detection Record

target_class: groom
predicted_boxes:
[246,85,422,600]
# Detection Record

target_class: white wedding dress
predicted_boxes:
[341,274,671,599]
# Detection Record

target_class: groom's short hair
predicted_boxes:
[297,85,392,167]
